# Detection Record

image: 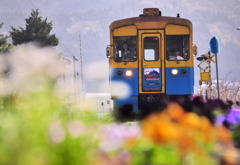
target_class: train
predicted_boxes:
[106,8,196,117]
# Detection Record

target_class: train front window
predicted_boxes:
[113,36,137,62]
[144,37,159,61]
[166,35,189,61]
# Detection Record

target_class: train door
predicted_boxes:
[138,31,165,94]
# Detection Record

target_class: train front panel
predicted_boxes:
[107,8,194,114]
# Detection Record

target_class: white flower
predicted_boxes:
[68,120,85,138]
[49,120,65,143]
[1,43,63,94]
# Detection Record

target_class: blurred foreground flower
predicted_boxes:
[0,44,238,165]
[0,44,100,165]
[137,103,237,165]
[0,44,63,95]
[99,123,140,152]
[216,106,240,125]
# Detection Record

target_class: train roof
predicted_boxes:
[110,9,192,31]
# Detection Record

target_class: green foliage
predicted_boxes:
[0,22,12,53]
[9,9,59,47]
[0,44,100,165]
[0,89,99,165]
[232,125,240,148]
[129,139,181,165]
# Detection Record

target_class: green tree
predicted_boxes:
[9,9,59,47]
[0,23,12,53]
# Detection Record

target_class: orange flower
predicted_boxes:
[142,113,178,144]
[177,129,196,156]
[199,116,215,142]
[141,102,220,158]
[216,125,233,145]
[181,112,201,128]
[164,103,186,122]
[154,120,178,144]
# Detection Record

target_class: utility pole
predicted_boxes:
[73,56,78,102]
[79,34,84,96]
[215,52,220,99]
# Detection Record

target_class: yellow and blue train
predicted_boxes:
[106,8,195,116]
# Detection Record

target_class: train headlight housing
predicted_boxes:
[171,68,178,76]
[125,69,133,77]
[117,70,123,76]
[182,69,187,74]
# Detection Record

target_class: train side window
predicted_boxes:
[166,35,189,61]
[144,37,159,61]
[113,36,137,62]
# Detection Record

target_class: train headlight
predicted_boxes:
[171,68,178,76]
[125,69,133,77]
